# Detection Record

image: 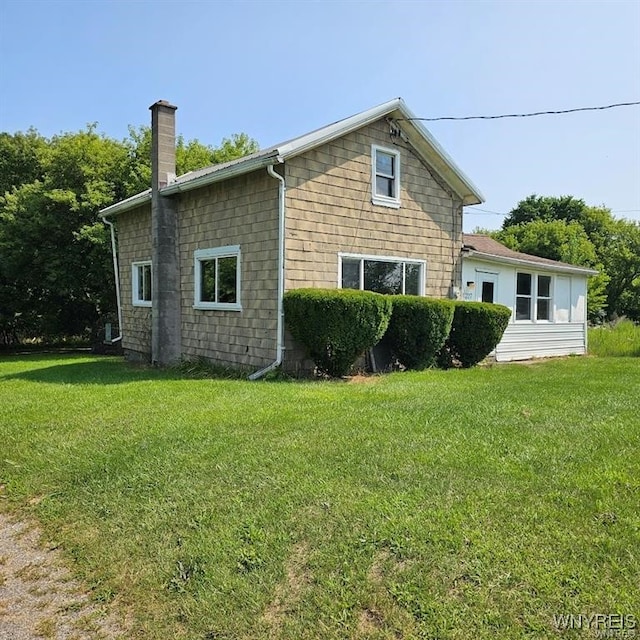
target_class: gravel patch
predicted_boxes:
[0,512,126,640]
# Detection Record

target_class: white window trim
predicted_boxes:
[338,252,426,296]
[194,245,242,311]
[515,271,554,323]
[132,260,152,307]
[371,145,401,209]
[536,275,553,322]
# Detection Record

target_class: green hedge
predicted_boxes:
[284,288,392,377]
[438,301,512,368]
[385,296,454,370]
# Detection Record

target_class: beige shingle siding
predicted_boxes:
[178,170,280,368]
[284,118,462,297]
[115,204,152,359]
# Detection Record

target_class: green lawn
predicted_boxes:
[1,354,638,639]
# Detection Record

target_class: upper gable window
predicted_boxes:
[372,145,401,208]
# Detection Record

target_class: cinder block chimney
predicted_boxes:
[150,100,181,365]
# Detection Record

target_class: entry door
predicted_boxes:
[477,272,498,303]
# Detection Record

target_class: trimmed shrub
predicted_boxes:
[438,301,512,368]
[284,288,392,377]
[385,296,454,370]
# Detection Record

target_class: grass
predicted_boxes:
[0,353,638,639]
[589,318,640,357]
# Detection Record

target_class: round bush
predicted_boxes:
[438,301,512,368]
[385,296,454,370]
[284,288,392,377]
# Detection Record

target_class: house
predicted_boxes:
[461,234,597,361]
[99,98,593,376]
[99,98,483,376]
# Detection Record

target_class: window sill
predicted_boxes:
[133,301,152,308]
[193,303,242,312]
[371,196,401,209]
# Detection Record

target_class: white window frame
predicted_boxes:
[371,145,401,208]
[194,245,242,311]
[515,271,554,323]
[338,252,425,296]
[536,275,552,322]
[132,261,152,307]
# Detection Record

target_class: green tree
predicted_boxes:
[0,129,48,196]
[500,195,640,321]
[125,126,258,193]
[0,124,258,344]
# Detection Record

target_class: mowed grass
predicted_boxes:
[0,354,638,639]
[589,319,640,357]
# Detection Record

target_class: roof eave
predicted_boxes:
[465,250,598,275]
[276,98,405,159]
[161,152,282,196]
[100,190,151,218]
[398,104,485,205]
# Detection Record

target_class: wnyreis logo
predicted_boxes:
[553,614,637,637]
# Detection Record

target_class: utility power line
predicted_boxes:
[465,207,640,216]
[401,101,640,122]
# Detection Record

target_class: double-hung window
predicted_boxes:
[372,145,401,208]
[132,261,152,307]
[516,272,553,321]
[194,245,242,311]
[340,254,424,295]
[536,275,552,321]
[516,273,532,320]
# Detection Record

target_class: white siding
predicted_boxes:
[495,323,587,361]
[461,257,589,362]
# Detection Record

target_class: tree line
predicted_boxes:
[1,127,638,346]
[0,126,258,345]
[489,195,640,322]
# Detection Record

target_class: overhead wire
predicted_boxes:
[398,101,640,122]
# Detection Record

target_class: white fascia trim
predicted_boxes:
[276,98,405,160]
[100,190,151,217]
[398,102,484,205]
[162,154,281,196]
[466,251,598,276]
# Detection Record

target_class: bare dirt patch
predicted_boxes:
[261,542,310,631]
[0,512,126,640]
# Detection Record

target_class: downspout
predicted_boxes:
[101,215,123,343]
[249,163,286,380]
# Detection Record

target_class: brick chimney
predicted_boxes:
[150,100,181,365]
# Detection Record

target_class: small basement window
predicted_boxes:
[372,145,401,208]
[132,261,152,307]
[194,246,242,311]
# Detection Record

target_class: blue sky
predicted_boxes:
[1,0,639,232]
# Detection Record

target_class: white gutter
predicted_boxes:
[249,164,286,380]
[101,215,123,343]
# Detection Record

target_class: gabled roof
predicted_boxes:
[100,98,484,217]
[463,234,598,276]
